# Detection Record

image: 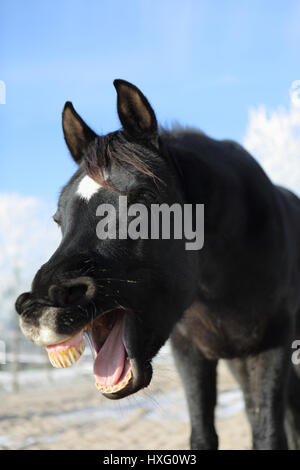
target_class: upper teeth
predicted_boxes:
[48,341,85,368]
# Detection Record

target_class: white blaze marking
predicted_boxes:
[76,175,102,201]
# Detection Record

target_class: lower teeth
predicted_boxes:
[84,330,132,393]
[96,367,132,393]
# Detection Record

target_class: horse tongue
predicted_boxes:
[94,314,125,386]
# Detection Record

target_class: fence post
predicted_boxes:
[11,266,21,392]
[11,318,20,392]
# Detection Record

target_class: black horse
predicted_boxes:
[15,80,300,449]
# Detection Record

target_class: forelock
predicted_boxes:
[83,132,158,190]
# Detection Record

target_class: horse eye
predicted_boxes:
[130,188,157,203]
[52,212,61,225]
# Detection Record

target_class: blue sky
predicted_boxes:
[1,0,300,204]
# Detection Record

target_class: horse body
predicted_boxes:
[166,129,300,357]
[15,80,300,449]
[162,129,300,449]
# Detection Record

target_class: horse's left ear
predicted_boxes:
[113,79,158,144]
[62,102,97,163]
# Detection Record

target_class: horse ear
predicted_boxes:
[113,79,158,143]
[62,102,97,163]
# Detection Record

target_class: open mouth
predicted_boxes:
[45,308,133,395]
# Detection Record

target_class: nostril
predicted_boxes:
[15,292,31,315]
[48,283,88,307]
[66,284,88,304]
